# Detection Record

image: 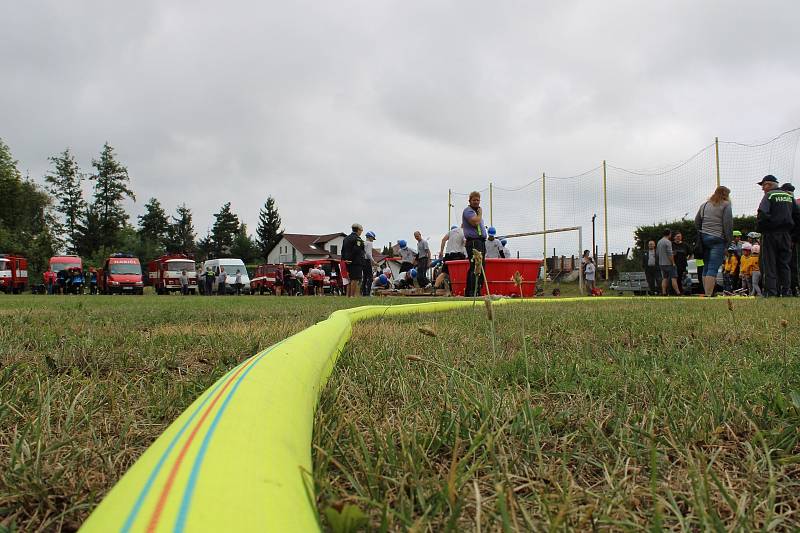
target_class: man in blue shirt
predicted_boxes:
[462,191,486,296]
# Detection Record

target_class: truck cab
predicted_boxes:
[148,255,197,294]
[99,254,144,294]
[0,254,28,294]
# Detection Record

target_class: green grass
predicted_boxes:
[313,298,800,531]
[1,294,799,531]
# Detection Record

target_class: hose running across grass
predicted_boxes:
[81,297,595,532]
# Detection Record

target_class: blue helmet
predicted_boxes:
[398,240,407,248]
[450,225,458,230]
[488,226,497,236]
[378,274,388,284]
[501,239,507,246]
[366,231,376,240]
[409,268,417,278]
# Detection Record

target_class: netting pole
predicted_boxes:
[603,160,610,281]
[489,181,493,227]
[714,137,721,187]
[447,188,452,230]
[541,172,547,270]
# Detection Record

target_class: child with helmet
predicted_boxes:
[484,227,504,259]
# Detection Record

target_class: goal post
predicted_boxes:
[502,226,584,294]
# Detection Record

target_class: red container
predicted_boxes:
[447,258,542,297]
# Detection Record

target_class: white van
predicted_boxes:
[202,258,251,294]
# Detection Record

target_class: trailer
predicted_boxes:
[147,255,197,294]
[98,254,144,295]
[0,254,28,294]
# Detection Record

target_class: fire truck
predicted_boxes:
[147,254,197,294]
[297,258,348,295]
[0,254,28,294]
[250,263,285,295]
[98,253,144,294]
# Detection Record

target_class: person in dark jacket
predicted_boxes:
[342,223,366,298]
[641,240,660,295]
[672,231,689,294]
[780,183,800,295]
[756,175,800,296]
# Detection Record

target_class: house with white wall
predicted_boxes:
[266,233,346,265]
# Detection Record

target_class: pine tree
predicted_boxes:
[166,204,196,255]
[137,198,170,246]
[231,223,258,263]
[44,148,85,253]
[90,142,135,250]
[210,202,239,257]
[196,232,213,260]
[256,196,282,260]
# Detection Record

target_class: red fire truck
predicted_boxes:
[98,254,144,294]
[0,254,28,294]
[250,264,285,295]
[297,258,348,295]
[147,254,197,294]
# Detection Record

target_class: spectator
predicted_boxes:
[641,240,660,295]
[739,242,755,294]
[731,230,743,255]
[203,267,214,296]
[672,232,689,294]
[397,239,416,273]
[309,265,325,296]
[781,183,800,295]
[756,175,800,297]
[216,267,226,295]
[414,231,431,288]
[485,227,503,259]
[180,269,189,295]
[657,229,681,296]
[362,231,377,296]
[750,244,763,296]
[234,269,243,295]
[695,186,733,297]
[462,191,487,297]
[723,247,739,293]
[439,225,467,277]
[584,257,596,294]
[681,269,694,295]
[43,269,56,295]
[294,268,306,295]
[342,223,366,298]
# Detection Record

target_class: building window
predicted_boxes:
[330,245,338,255]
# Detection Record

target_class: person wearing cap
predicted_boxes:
[695,186,733,296]
[739,242,756,295]
[780,183,800,295]
[756,175,799,297]
[462,191,487,297]
[439,225,467,276]
[414,231,431,288]
[485,227,504,259]
[397,239,416,273]
[361,230,377,296]
[342,223,366,298]
[731,230,743,255]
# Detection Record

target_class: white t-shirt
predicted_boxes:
[502,245,511,258]
[444,227,467,255]
[365,240,374,265]
[485,238,504,259]
[585,263,596,281]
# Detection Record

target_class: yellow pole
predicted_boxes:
[489,181,493,227]
[603,160,609,280]
[715,137,721,187]
[542,172,547,282]
[448,188,452,230]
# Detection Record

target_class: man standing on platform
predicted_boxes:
[462,191,487,297]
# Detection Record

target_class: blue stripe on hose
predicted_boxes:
[120,363,241,533]
[173,343,283,533]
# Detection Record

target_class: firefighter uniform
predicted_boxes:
[756,184,800,296]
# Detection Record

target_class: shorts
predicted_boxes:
[659,265,677,279]
[348,269,362,281]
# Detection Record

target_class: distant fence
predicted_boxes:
[448,127,800,277]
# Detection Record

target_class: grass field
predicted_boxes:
[1,294,799,531]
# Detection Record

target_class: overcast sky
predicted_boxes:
[3,1,800,255]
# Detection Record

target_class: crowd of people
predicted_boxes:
[634,176,800,297]
[43,266,98,295]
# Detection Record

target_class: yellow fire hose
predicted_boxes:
[80,297,606,532]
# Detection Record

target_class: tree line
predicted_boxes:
[0,138,283,277]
